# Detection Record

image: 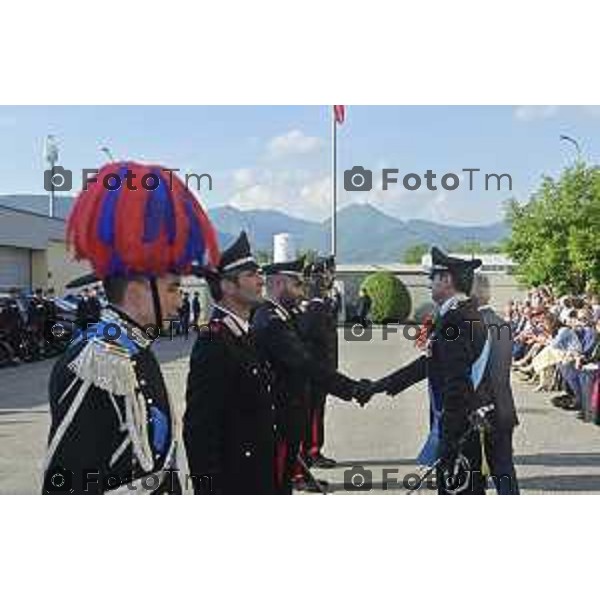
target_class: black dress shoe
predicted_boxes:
[304,478,329,493]
[293,477,329,493]
[563,400,580,411]
[311,455,337,469]
[551,394,573,408]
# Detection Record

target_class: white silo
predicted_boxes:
[273,233,296,263]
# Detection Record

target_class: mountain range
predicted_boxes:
[0,194,509,263]
[209,203,509,262]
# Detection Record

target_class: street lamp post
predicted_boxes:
[99,146,115,162]
[44,135,59,218]
[559,134,582,162]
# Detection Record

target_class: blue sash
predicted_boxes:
[417,335,491,466]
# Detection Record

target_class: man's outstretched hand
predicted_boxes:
[353,379,380,407]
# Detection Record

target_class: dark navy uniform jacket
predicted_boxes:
[43,306,179,494]
[184,306,277,494]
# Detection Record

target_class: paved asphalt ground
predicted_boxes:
[2,329,600,494]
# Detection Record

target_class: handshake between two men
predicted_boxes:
[351,376,394,407]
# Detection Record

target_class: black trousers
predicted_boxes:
[484,427,520,494]
[306,391,326,459]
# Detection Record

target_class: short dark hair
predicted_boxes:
[102,277,144,305]
[207,275,224,302]
[207,273,241,302]
[441,269,474,295]
[102,278,128,304]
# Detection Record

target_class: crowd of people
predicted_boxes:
[506,287,600,424]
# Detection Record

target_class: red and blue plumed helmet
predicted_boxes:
[66,161,220,281]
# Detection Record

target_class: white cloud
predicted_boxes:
[514,105,560,121]
[231,167,258,187]
[227,167,333,220]
[266,129,324,159]
[225,163,504,224]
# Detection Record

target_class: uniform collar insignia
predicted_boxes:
[213,304,250,336]
[268,298,291,321]
[438,293,467,317]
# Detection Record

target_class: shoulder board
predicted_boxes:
[266,300,291,323]
[221,315,245,338]
[68,337,138,397]
[203,320,224,337]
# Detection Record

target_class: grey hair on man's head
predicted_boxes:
[471,272,491,306]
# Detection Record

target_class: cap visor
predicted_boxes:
[66,273,100,289]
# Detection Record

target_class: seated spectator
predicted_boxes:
[512,304,535,360]
[513,312,558,371]
[554,310,598,411]
[518,311,582,391]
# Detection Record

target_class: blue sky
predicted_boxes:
[0,105,598,224]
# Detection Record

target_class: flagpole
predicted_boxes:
[331,108,337,257]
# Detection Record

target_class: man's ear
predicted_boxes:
[220,277,236,297]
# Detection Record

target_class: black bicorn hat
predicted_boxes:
[430,246,482,274]
[428,246,482,294]
[262,256,306,277]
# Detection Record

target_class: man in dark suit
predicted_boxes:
[3,288,24,363]
[368,247,496,495]
[184,232,277,494]
[179,292,191,335]
[298,256,339,469]
[252,258,370,493]
[471,273,520,494]
[191,292,201,327]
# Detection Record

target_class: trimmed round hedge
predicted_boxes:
[360,271,412,323]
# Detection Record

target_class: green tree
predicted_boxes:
[448,241,503,255]
[403,243,429,264]
[505,162,600,294]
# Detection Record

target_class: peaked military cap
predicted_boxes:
[304,254,336,277]
[66,273,100,289]
[218,231,259,274]
[262,257,305,277]
[428,246,482,294]
[192,231,258,280]
[430,246,482,274]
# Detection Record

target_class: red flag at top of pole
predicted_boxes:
[333,105,345,124]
